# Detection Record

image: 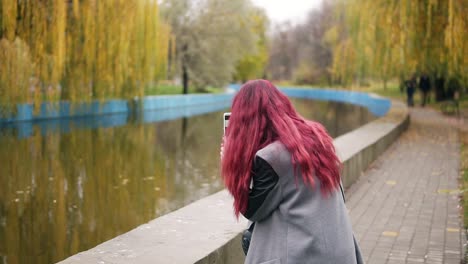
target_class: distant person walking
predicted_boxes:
[405,76,417,107]
[419,74,431,107]
[220,80,363,264]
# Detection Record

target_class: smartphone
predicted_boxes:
[223,112,231,134]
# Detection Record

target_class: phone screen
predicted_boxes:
[223,112,231,134]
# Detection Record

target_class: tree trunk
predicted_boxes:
[182,62,189,94]
[327,74,333,87]
[434,76,446,101]
[182,44,189,94]
[399,74,405,94]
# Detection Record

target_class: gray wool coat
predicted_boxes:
[244,141,363,264]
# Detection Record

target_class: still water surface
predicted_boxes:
[0,99,376,263]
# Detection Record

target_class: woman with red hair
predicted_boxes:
[221,80,363,264]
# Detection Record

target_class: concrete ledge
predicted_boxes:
[1,87,388,139]
[140,94,233,111]
[0,94,234,124]
[0,94,234,139]
[228,84,392,117]
[334,99,409,188]
[58,190,247,264]
[59,96,409,264]
[0,100,130,123]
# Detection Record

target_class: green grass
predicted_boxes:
[144,84,224,96]
[366,84,405,101]
[274,81,327,88]
[274,81,345,89]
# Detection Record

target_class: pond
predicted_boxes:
[0,98,376,263]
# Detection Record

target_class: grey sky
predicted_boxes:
[251,0,323,24]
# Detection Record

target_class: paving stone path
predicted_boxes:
[347,107,464,264]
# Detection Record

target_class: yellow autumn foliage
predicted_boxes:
[331,0,467,87]
[0,0,171,111]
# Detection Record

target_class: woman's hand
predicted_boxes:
[220,136,225,160]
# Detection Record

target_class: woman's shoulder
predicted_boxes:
[256,141,286,157]
[256,141,292,172]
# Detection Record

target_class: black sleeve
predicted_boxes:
[243,156,280,220]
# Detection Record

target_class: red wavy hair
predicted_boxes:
[221,80,341,217]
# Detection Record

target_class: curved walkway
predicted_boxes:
[347,107,463,264]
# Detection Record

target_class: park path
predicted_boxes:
[347,107,464,264]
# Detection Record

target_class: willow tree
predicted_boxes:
[331,0,467,91]
[0,0,171,113]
